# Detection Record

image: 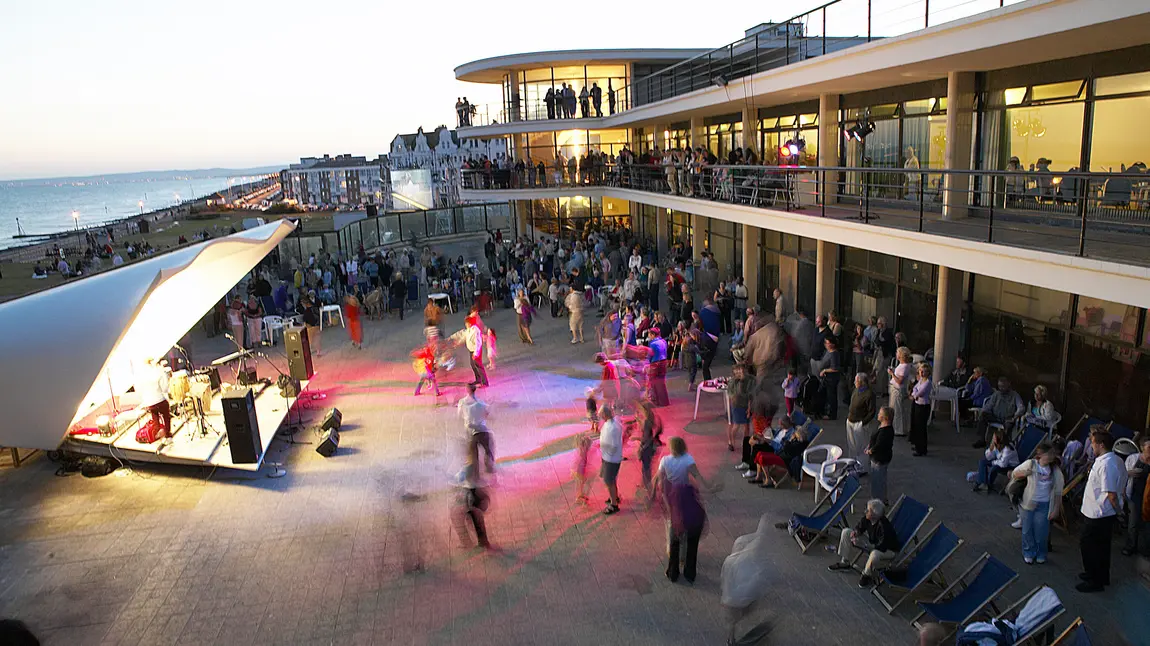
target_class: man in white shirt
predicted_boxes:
[451,314,488,387]
[598,405,624,515]
[1078,430,1127,592]
[622,272,640,303]
[458,383,495,476]
[345,258,359,290]
[629,249,643,274]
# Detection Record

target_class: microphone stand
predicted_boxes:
[256,347,307,444]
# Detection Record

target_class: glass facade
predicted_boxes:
[509,64,629,122]
[705,114,744,160]
[760,103,820,166]
[518,129,630,163]
[520,196,632,241]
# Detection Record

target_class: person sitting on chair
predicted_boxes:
[827,498,900,588]
[972,429,1019,493]
[973,377,1024,449]
[1024,384,1057,429]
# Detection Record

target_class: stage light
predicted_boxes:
[779,145,790,159]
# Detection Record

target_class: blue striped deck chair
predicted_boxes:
[1107,422,1135,440]
[912,553,1018,639]
[872,523,964,614]
[1014,424,1049,462]
[790,409,808,427]
[1065,415,1109,444]
[790,475,860,554]
[852,495,933,570]
[1051,618,1091,646]
[983,585,1066,646]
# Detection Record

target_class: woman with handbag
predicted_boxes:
[1009,442,1064,564]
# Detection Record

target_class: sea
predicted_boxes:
[0,170,274,250]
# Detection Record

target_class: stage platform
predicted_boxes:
[64,378,309,472]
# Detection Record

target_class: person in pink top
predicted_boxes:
[909,363,933,456]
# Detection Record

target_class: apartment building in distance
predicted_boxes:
[454,0,1150,433]
[280,154,390,210]
[388,125,508,208]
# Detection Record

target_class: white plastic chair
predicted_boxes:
[320,304,344,329]
[801,444,843,502]
[818,457,860,505]
[261,315,285,345]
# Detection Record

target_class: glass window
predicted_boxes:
[760,117,778,129]
[798,236,818,263]
[782,233,800,256]
[1095,71,1150,97]
[1075,296,1140,342]
[968,308,1065,401]
[996,103,1085,171]
[1065,337,1150,430]
[900,259,935,290]
[843,247,898,278]
[763,229,782,250]
[840,271,896,331]
[869,104,899,118]
[903,98,936,115]
[1090,96,1150,172]
[524,68,552,82]
[1003,87,1027,106]
[799,113,818,126]
[973,276,1072,326]
[898,288,938,354]
[759,249,781,303]
[1030,80,1085,102]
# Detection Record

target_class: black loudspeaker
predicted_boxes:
[197,366,221,391]
[366,204,378,217]
[321,408,342,432]
[316,428,340,457]
[285,326,314,380]
[222,388,261,463]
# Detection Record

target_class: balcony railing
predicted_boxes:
[460,164,1150,267]
[459,0,1024,128]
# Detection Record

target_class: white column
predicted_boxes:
[933,266,965,384]
[818,93,840,204]
[742,224,758,307]
[690,116,703,151]
[815,240,837,316]
[943,72,976,220]
[779,255,798,311]
[692,215,706,264]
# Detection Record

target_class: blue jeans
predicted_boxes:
[1021,501,1051,561]
[977,458,1007,491]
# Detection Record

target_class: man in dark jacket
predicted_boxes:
[827,497,900,588]
[866,406,895,504]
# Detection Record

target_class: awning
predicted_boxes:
[0,219,297,450]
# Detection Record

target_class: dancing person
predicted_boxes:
[599,404,624,515]
[452,313,488,387]
[485,327,498,371]
[458,383,495,476]
[411,343,440,397]
[636,400,664,496]
[566,287,585,344]
[513,289,535,344]
[1010,441,1063,564]
[867,406,895,504]
[452,471,492,550]
[846,372,876,472]
[646,328,670,407]
[721,516,773,646]
[344,292,363,349]
[574,393,599,504]
[727,363,753,454]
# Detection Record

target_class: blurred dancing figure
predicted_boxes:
[458,383,495,476]
[452,473,492,550]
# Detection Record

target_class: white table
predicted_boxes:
[693,383,731,423]
[320,304,344,329]
[429,292,453,314]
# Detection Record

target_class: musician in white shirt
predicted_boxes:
[138,358,172,439]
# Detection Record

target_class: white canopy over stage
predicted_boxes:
[0,219,297,451]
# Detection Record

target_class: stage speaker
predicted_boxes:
[285,326,314,380]
[222,388,261,464]
[321,408,342,432]
[316,428,340,457]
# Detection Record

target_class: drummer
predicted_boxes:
[138,357,173,439]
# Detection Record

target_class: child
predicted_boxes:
[485,327,498,371]
[574,392,599,504]
[782,368,801,415]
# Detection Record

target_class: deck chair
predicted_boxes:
[1108,422,1136,440]
[912,553,1019,638]
[1053,471,1087,533]
[790,475,861,554]
[872,523,964,614]
[985,585,1066,646]
[852,495,933,571]
[1014,424,1048,462]
[1063,415,1109,444]
[1051,618,1091,646]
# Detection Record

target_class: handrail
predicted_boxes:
[458,163,1150,267]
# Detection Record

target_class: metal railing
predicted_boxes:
[460,164,1150,267]
[460,0,1021,127]
[277,202,513,266]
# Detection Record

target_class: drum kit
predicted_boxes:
[167,369,216,438]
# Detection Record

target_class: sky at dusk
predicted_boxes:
[0,0,831,180]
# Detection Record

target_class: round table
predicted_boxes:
[428,292,453,314]
[693,383,730,423]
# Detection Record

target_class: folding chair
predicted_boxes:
[911,553,1019,638]
[1014,424,1049,462]
[1053,471,1087,533]
[984,585,1065,646]
[1108,422,1136,440]
[1062,415,1109,443]
[872,523,964,614]
[852,495,933,570]
[1051,618,1091,646]
[790,475,861,554]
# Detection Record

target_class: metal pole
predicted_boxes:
[754,33,760,73]
[868,0,872,42]
[822,9,827,56]
[786,24,790,65]
[821,168,826,217]
[925,0,930,28]
[918,171,925,232]
[863,170,870,224]
[1077,179,1089,256]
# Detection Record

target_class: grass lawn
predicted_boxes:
[0,210,336,302]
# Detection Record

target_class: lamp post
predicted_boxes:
[138,200,144,215]
[72,210,81,248]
